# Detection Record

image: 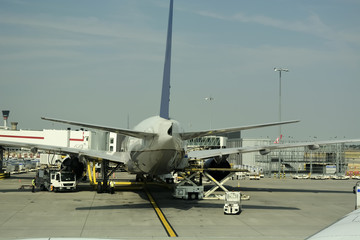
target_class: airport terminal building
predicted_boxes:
[188,134,360,177]
[1,114,359,177]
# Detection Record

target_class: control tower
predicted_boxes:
[0,110,8,172]
[2,110,10,130]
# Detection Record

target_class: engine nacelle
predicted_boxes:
[204,158,231,181]
[30,147,38,154]
[61,156,86,180]
[308,144,320,150]
[259,149,271,155]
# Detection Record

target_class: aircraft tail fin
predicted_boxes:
[159,0,173,120]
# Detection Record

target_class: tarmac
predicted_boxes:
[0,172,358,240]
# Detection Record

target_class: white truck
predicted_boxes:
[36,167,77,192]
[224,191,241,215]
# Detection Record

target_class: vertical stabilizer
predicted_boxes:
[159,0,173,119]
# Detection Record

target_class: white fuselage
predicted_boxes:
[124,116,186,176]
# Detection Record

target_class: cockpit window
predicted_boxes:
[167,125,173,136]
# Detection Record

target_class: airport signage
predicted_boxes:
[326,165,336,174]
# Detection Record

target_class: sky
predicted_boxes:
[0,0,359,141]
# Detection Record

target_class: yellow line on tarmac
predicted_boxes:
[145,188,177,237]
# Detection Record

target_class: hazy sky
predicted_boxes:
[1,0,359,141]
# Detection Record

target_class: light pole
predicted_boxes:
[274,67,289,178]
[205,96,214,129]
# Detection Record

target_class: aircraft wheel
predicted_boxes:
[136,174,144,182]
[189,193,197,200]
[97,183,103,193]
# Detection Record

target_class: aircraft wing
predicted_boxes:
[41,117,157,139]
[187,139,360,160]
[180,120,300,140]
[0,140,130,163]
[306,208,360,240]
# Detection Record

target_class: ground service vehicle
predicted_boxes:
[224,192,241,215]
[173,185,204,200]
[36,167,76,192]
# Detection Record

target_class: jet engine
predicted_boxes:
[259,149,271,155]
[308,144,320,150]
[30,147,38,154]
[204,157,231,181]
[61,156,86,180]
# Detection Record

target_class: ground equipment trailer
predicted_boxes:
[36,167,76,191]
[173,184,204,200]
[224,191,241,215]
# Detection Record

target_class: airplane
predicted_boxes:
[306,208,360,240]
[306,183,360,239]
[0,0,359,189]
